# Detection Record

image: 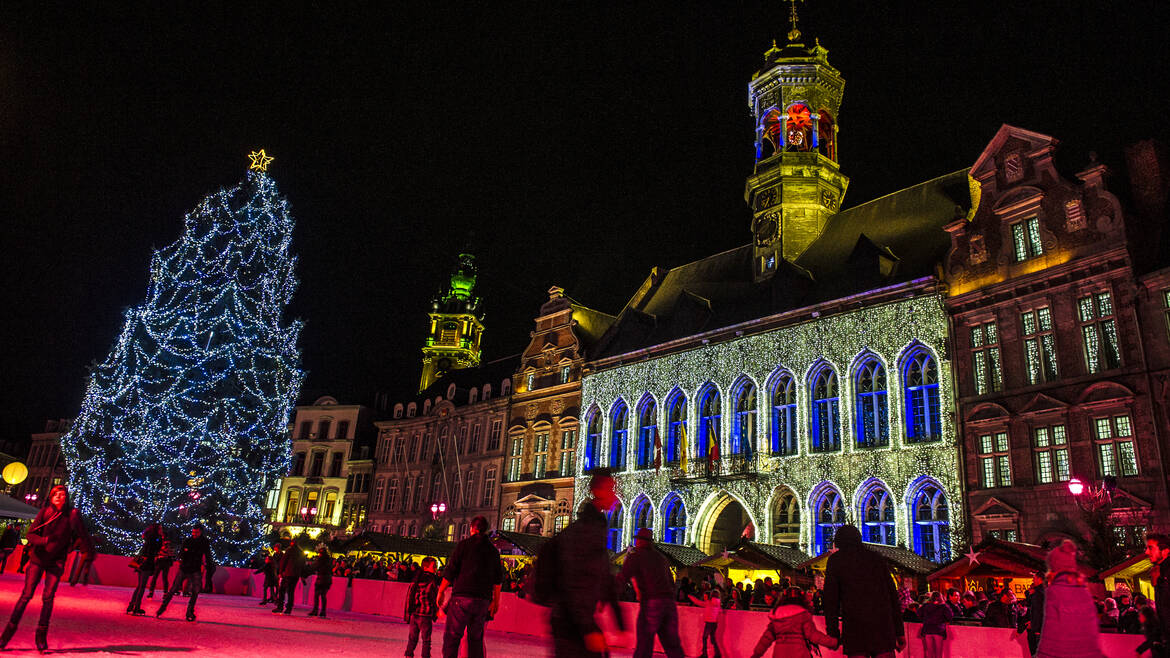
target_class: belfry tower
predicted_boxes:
[419,253,485,392]
[745,5,849,281]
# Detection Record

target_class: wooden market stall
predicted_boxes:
[799,541,938,592]
[340,531,455,568]
[1099,552,1156,601]
[693,540,811,588]
[614,542,711,582]
[927,537,1094,598]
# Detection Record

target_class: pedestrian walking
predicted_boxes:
[126,522,164,615]
[687,588,723,658]
[1019,574,1045,656]
[823,524,906,658]
[155,524,215,622]
[917,591,953,658]
[272,538,305,614]
[436,515,502,658]
[1148,534,1170,652]
[749,586,838,658]
[544,468,625,658]
[257,541,282,605]
[308,544,333,618]
[1034,539,1103,658]
[619,527,684,658]
[0,485,95,653]
[404,556,441,658]
[0,523,20,572]
[148,536,174,598]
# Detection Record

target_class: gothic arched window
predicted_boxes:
[583,408,602,472]
[665,389,687,465]
[697,385,721,459]
[905,349,942,443]
[663,494,686,544]
[770,373,797,455]
[785,103,813,152]
[813,487,844,555]
[855,358,889,448]
[771,487,800,546]
[731,378,757,458]
[859,483,895,545]
[912,483,951,562]
[607,503,625,552]
[609,400,629,470]
[810,366,841,452]
[636,396,658,470]
[633,497,653,535]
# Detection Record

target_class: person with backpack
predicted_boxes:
[404,556,441,658]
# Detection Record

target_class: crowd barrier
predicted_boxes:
[0,547,1145,656]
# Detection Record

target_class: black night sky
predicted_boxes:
[2,3,1168,443]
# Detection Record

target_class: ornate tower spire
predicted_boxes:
[745,17,849,281]
[419,253,485,392]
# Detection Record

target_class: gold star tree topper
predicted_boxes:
[248,149,274,172]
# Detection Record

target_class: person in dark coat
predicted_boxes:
[982,589,1018,629]
[127,523,164,615]
[273,538,305,614]
[0,485,95,653]
[308,544,333,618]
[155,524,215,622]
[0,523,20,572]
[546,468,624,658]
[255,542,282,605]
[148,537,174,598]
[1019,574,1045,656]
[620,527,684,658]
[1147,534,1170,651]
[436,516,503,658]
[404,556,441,658]
[822,524,905,658]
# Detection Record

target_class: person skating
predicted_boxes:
[256,542,281,605]
[404,556,441,658]
[148,536,174,598]
[1034,539,1103,658]
[0,484,95,653]
[155,524,215,622]
[823,524,905,658]
[127,522,164,615]
[750,586,838,658]
[619,527,684,658]
[272,538,305,614]
[687,587,723,658]
[308,544,333,618]
[436,516,503,658]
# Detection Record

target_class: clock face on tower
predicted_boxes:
[437,357,453,371]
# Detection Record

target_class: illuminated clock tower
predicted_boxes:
[745,9,849,281]
[419,253,485,392]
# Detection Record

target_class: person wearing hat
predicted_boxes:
[618,526,684,658]
[155,524,215,622]
[1034,539,1103,658]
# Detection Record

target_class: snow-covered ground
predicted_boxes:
[0,574,631,657]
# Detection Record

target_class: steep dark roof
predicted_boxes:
[567,299,618,353]
[595,170,971,358]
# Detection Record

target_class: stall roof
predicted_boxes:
[927,537,1093,582]
[692,540,809,572]
[1099,552,1151,581]
[614,542,710,569]
[492,530,550,556]
[0,493,38,519]
[799,542,938,576]
[341,532,455,558]
[738,541,812,570]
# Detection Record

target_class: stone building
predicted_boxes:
[12,419,71,504]
[498,286,614,536]
[575,29,966,563]
[267,396,371,539]
[944,129,1170,556]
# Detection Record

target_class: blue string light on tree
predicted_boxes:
[60,150,304,565]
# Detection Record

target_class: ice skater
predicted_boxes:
[0,485,95,653]
[155,524,215,622]
[127,522,164,615]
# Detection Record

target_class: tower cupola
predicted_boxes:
[419,253,485,392]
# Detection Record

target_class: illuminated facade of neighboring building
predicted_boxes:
[267,396,371,539]
[11,419,71,505]
[418,254,485,393]
[945,129,1170,555]
[575,29,966,563]
[498,287,615,536]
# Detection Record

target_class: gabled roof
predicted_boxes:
[341,532,455,558]
[798,542,938,575]
[594,170,971,358]
[492,530,550,556]
[737,540,811,569]
[970,124,1059,180]
[613,542,710,569]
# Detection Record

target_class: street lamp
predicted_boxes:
[1067,475,1117,512]
[430,502,447,520]
[23,493,38,505]
[300,506,318,523]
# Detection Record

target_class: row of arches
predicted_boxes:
[581,346,942,473]
[603,477,952,563]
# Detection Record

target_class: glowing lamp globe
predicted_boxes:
[1067,478,1085,496]
[2,461,28,486]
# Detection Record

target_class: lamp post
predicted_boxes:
[430,502,447,520]
[300,506,318,523]
[1067,475,1117,513]
[23,492,38,505]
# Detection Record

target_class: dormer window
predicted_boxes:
[560,365,571,384]
[1004,153,1023,182]
[527,373,535,391]
[1011,217,1044,262]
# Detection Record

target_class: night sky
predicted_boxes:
[3,3,1168,442]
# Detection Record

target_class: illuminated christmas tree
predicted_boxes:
[61,151,304,564]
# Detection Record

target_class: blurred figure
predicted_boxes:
[437,516,502,658]
[0,523,20,572]
[750,587,837,658]
[1034,540,1102,658]
[273,537,305,614]
[155,524,215,622]
[917,591,953,658]
[308,544,333,618]
[619,527,683,658]
[126,522,164,615]
[148,536,174,598]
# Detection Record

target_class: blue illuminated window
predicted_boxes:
[813,487,844,555]
[665,390,687,464]
[663,495,686,545]
[905,350,941,443]
[697,385,721,458]
[912,483,950,562]
[770,373,797,455]
[636,397,657,470]
[731,379,757,458]
[609,400,628,470]
[810,367,840,452]
[855,358,889,448]
[583,409,602,472]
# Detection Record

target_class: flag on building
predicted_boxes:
[653,427,662,472]
[679,425,688,472]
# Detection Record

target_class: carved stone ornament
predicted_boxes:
[550,399,564,415]
[526,404,539,420]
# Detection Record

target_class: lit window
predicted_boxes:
[663,495,687,544]
[665,390,687,464]
[1022,308,1059,384]
[1011,216,1044,262]
[913,485,951,562]
[905,350,941,443]
[560,365,571,384]
[607,504,624,551]
[554,514,569,533]
[1093,415,1138,477]
[771,489,799,545]
[1032,425,1070,484]
[507,435,523,482]
[533,432,549,479]
[583,410,602,472]
[502,517,516,532]
[977,432,1012,488]
[855,359,889,448]
[636,399,657,470]
[1079,292,1121,373]
[810,367,841,452]
[987,528,1019,543]
[971,321,1003,395]
[731,380,757,456]
[609,400,629,470]
[558,429,577,475]
[813,488,844,555]
[633,498,653,535]
[697,385,721,458]
[860,485,895,545]
[527,373,535,391]
[770,374,797,456]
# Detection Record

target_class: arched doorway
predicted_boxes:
[524,516,543,535]
[695,492,754,555]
